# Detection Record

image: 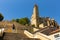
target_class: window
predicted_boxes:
[54,34,60,40]
[54,34,60,38]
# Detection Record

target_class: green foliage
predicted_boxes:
[11,17,30,25]
[31,25,35,27]
[19,17,30,25]
[12,19,16,22]
[16,19,19,22]
[0,13,4,21]
[26,26,33,33]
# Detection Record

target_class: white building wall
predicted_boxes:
[48,32,60,40]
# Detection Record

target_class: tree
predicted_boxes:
[0,13,4,21]
[19,17,30,25]
[31,25,35,27]
[11,19,16,22]
[11,17,30,25]
[16,19,19,22]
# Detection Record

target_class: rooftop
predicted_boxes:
[33,26,60,36]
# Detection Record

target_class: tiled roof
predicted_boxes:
[40,27,60,35]
[33,26,60,35]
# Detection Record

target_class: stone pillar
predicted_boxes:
[46,18,50,26]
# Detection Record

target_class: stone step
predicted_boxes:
[2,32,39,40]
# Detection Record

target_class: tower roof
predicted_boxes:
[34,4,38,7]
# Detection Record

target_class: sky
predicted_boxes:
[0,0,60,24]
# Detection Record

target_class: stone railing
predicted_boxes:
[24,30,33,38]
[24,30,51,40]
[35,32,51,40]
[0,28,4,36]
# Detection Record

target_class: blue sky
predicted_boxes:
[0,0,60,24]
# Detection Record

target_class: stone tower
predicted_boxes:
[31,4,39,27]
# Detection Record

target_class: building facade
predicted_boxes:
[31,4,58,28]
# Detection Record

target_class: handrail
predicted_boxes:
[36,32,51,40]
[24,30,33,38]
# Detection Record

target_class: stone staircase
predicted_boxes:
[3,32,27,40]
[1,32,39,40]
[0,21,40,40]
